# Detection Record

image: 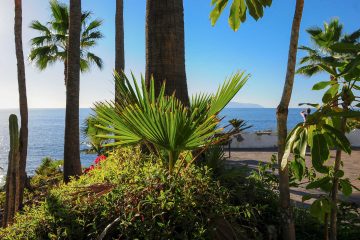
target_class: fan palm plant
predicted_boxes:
[94,71,249,173]
[29,0,103,86]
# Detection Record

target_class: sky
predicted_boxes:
[0,0,359,108]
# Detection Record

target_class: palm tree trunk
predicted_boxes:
[64,60,68,86]
[276,0,304,239]
[64,0,82,183]
[145,0,189,105]
[14,0,28,210]
[115,0,125,105]
[329,107,347,240]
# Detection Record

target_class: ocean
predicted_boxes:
[0,108,305,183]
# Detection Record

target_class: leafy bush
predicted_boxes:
[0,157,63,215]
[201,146,280,239]
[0,147,241,239]
[24,157,63,206]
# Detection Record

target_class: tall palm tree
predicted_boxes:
[297,19,360,240]
[276,1,304,239]
[14,0,28,206]
[29,0,103,86]
[115,0,125,104]
[145,0,189,105]
[63,0,82,182]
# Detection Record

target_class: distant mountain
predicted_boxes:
[225,102,264,108]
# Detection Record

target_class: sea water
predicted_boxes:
[0,108,305,183]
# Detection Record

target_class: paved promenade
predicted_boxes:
[227,149,360,205]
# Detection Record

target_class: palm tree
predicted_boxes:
[145,0,189,105]
[29,0,103,86]
[14,0,28,207]
[276,1,304,239]
[297,19,360,77]
[115,0,125,104]
[63,0,82,182]
[297,19,360,240]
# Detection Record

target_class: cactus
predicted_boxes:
[9,114,20,162]
[2,114,21,227]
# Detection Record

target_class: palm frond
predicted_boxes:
[30,35,52,47]
[81,11,92,24]
[82,31,103,44]
[342,29,360,44]
[30,20,51,34]
[208,71,249,116]
[80,58,90,72]
[82,19,103,37]
[50,0,68,24]
[29,45,59,70]
[296,64,322,77]
[298,45,317,54]
[86,52,103,69]
[306,27,322,37]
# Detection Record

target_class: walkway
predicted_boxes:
[227,149,360,205]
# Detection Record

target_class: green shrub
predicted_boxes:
[0,157,63,216]
[0,147,240,239]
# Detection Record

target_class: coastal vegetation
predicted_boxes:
[1,0,359,239]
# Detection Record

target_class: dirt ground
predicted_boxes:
[227,149,360,205]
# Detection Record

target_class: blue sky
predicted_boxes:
[0,0,359,108]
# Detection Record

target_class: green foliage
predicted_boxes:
[0,157,63,224]
[29,0,103,73]
[94,71,249,173]
[297,18,360,79]
[203,147,281,239]
[337,202,360,239]
[310,197,332,223]
[228,118,252,132]
[283,18,360,236]
[35,157,63,177]
[0,148,241,239]
[24,158,63,206]
[82,116,108,155]
[210,0,272,31]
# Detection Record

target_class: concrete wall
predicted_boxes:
[230,129,360,149]
[347,129,360,147]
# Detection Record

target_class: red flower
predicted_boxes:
[83,164,94,174]
[84,155,107,174]
[94,155,106,164]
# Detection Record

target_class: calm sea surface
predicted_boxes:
[0,108,304,183]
